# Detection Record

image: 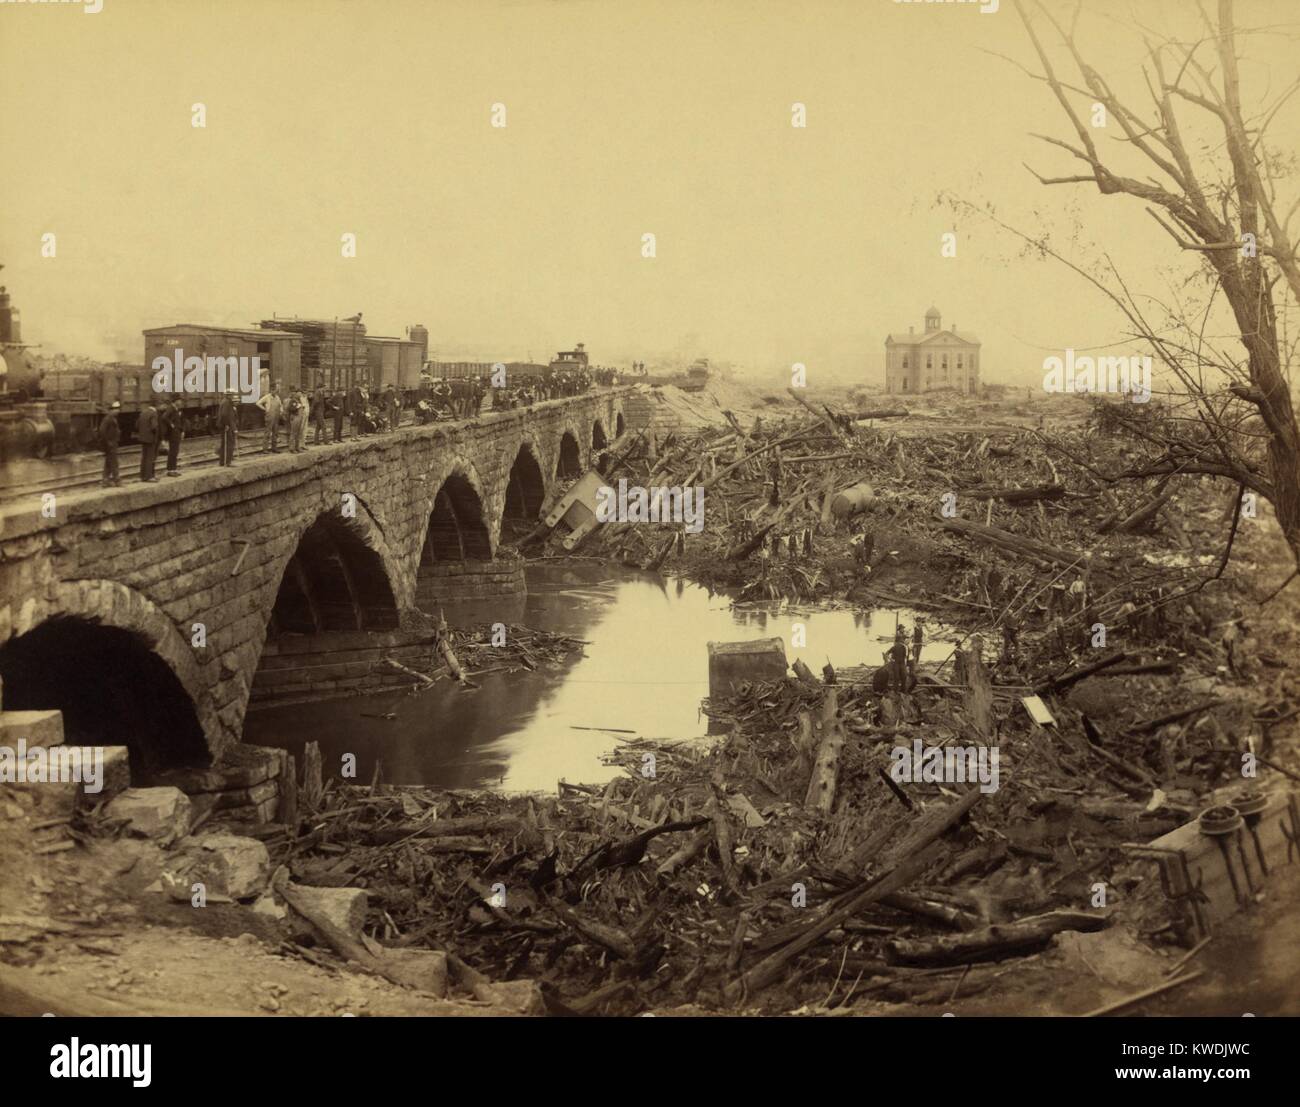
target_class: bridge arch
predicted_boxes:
[556,429,582,478]
[502,441,546,535]
[592,418,608,452]
[265,504,402,636]
[0,581,211,774]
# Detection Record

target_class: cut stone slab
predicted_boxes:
[0,710,64,749]
[285,884,368,942]
[104,787,192,843]
[85,746,131,803]
[146,745,281,794]
[213,779,278,810]
[382,948,448,997]
[707,638,788,699]
[160,833,271,903]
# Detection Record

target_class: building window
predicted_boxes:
[926,355,932,369]
[902,356,909,369]
[942,355,948,369]
[902,377,908,390]
[957,354,963,368]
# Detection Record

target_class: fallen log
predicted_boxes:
[362,814,522,845]
[725,788,981,1002]
[787,388,850,443]
[849,408,909,420]
[941,517,1087,570]
[1033,649,1128,696]
[1121,698,1222,737]
[884,909,1108,966]
[962,483,1065,504]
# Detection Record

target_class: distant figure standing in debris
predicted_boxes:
[99,401,121,487]
[136,399,160,482]
[217,387,239,466]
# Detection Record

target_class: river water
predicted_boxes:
[244,562,951,793]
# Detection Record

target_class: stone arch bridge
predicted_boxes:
[0,389,632,772]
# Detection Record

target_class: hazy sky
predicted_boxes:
[3,0,1297,384]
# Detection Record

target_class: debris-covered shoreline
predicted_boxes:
[4,389,1298,1017]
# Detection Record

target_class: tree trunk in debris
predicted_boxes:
[725,788,982,1001]
[301,741,323,812]
[941,517,1085,570]
[804,688,846,815]
[884,910,1107,966]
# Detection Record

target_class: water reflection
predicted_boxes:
[244,562,951,793]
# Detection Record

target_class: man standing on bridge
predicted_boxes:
[385,384,401,432]
[99,401,121,487]
[136,399,160,482]
[311,380,327,446]
[217,387,238,467]
[160,394,184,476]
[258,382,283,453]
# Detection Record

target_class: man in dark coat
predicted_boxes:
[100,401,122,486]
[348,383,364,439]
[160,395,184,476]
[330,389,345,443]
[217,388,238,466]
[311,381,327,445]
[136,400,160,482]
[385,384,401,432]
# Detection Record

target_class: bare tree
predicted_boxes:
[995,0,1300,570]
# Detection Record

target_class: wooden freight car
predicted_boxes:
[40,363,269,453]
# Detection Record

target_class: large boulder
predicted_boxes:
[285,885,368,942]
[104,787,192,843]
[160,833,271,902]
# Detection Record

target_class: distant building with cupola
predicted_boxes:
[884,307,980,395]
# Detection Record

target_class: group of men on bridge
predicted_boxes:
[97,368,606,485]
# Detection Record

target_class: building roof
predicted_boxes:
[143,324,298,340]
[885,328,980,346]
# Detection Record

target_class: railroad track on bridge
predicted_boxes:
[0,391,622,507]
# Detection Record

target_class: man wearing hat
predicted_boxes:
[99,401,122,487]
[159,393,184,476]
[136,397,160,482]
[217,387,239,467]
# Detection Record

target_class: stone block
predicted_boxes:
[105,787,192,843]
[707,638,788,699]
[0,710,64,749]
[160,832,271,902]
[286,884,368,941]
[382,948,448,997]
[213,779,278,810]
[147,744,280,793]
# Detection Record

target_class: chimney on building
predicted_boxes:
[909,326,914,335]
